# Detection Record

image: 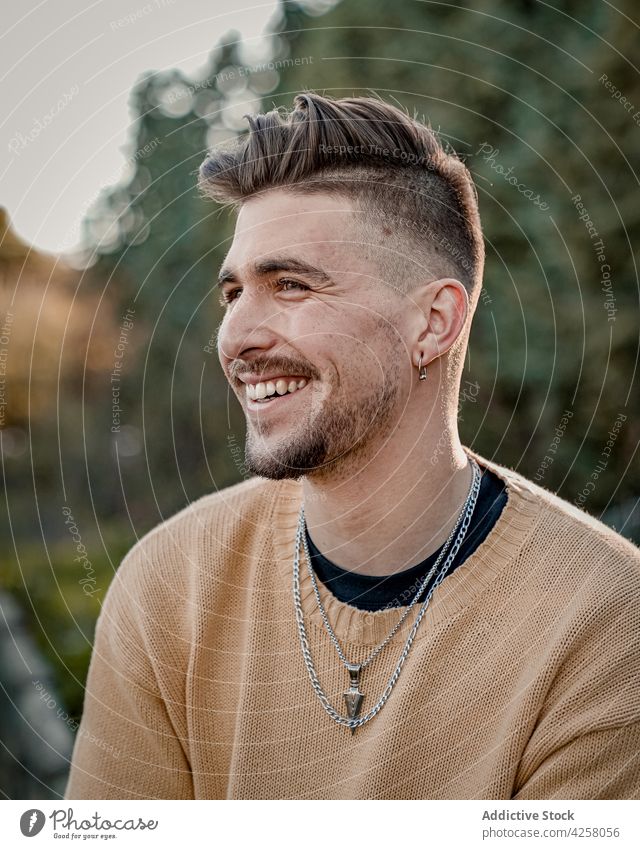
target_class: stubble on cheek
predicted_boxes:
[239,303,406,479]
[243,378,328,479]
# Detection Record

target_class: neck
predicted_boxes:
[301,421,473,577]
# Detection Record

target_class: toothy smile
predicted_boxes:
[244,377,308,403]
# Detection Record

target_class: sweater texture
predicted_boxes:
[65,450,640,799]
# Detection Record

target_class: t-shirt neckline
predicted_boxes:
[272,449,541,647]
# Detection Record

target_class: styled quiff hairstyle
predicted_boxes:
[199,92,484,293]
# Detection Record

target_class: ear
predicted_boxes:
[410,278,469,368]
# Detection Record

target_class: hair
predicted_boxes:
[198,92,484,294]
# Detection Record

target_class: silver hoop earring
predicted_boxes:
[418,354,428,381]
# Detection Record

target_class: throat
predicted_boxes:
[302,455,476,576]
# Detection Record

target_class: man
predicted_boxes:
[66,92,640,800]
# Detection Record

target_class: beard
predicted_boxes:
[243,367,401,481]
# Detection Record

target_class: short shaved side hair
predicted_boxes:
[198,92,484,294]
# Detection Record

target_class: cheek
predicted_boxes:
[303,303,405,385]
[323,334,390,391]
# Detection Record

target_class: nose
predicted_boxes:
[217,290,282,369]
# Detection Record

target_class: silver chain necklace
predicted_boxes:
[292,457,481,732]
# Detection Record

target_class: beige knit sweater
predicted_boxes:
[65,451,640,799]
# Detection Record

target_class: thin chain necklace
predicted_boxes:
[293,457,481,732]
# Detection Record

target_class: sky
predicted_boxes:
[1,0,285,256]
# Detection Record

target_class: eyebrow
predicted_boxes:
[217,256,333,287]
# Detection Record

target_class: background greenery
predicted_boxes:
[2,0,638,796]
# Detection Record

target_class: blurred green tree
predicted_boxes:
[78,37,255,530]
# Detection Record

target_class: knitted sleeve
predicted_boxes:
[514,723,640,799]
[64,543,194,799]
[512,545,640,800]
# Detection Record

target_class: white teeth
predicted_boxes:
[245,377,310,402]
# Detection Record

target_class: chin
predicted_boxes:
[244,431,330,480]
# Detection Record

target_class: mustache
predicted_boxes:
[228,355,321,383]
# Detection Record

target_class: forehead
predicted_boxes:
[225,190,363,270]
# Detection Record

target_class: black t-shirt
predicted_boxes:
[304,466,508,612]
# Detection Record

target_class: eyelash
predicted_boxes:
[219,279,309,305]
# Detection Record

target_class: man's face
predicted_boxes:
[217,190,413,480]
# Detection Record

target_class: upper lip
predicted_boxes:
[236,372,308,386]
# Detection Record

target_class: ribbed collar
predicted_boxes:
[272,449,541,648]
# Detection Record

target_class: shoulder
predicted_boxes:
[476,453,640,730]
[472,450,640,630]
[475,450,640,570]
[103,476,289,617]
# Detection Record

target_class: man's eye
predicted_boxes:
[279,279,308,292]
[219,280,307,306]
[219,288,241,305]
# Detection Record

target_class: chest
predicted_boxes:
[184,603,542,799]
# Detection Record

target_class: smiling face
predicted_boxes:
[216,190,414,480]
